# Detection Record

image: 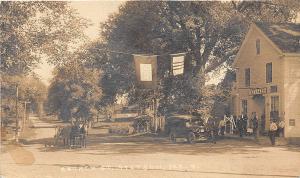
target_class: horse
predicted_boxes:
[52,126,71,148]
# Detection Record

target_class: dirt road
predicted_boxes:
[1,116,300,178]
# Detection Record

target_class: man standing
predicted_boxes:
[237,116,243,137]
[269,120,278,146]
[219,119,226,136]
[242,115,248,136]
[252,114,258,139]
[278,120,285,137]
[207,117,216,144]
[260,113,266,135]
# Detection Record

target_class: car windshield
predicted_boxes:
[190,118,204,126]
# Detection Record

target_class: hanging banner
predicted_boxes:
[133,54,157,89]
[171,53,185,76]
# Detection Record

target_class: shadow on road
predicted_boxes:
[18,132,299,156]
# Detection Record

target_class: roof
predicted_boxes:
[255,22,300,53]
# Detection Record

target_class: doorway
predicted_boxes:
[253,95,266,134]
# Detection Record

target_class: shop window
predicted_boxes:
[245,68,250,87]
[242,100,248,116]
[256,39,261,55]
[270,96,279,120]
[266,63,272,83]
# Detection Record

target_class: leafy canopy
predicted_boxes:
[47,60,102,121]
[0,1,89,75]
[92,1,299,115]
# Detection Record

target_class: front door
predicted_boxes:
[253,95,266,134]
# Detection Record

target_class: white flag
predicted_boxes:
[133,54,157,89]
[172,54,185,76]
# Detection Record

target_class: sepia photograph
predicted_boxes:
[1,1,300,178]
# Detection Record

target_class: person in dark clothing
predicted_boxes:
[242,115,248,135]
[260,113,266,135]
[207,117,216,144]
[252,115,258,139]
[237,116,243,137]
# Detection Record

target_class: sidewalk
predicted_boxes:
[222,134,289,146]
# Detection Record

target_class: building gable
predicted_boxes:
[233,23,283,68]
[255,23,300,53]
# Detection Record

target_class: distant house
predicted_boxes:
[231,22,300,140]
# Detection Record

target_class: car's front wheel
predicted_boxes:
[170,132,176,143]
[187,132,196,144]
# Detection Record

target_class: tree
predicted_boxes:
[93,1,299,114]
[1,74,47,122]
[0,1,89,75]
[47,60,102,122]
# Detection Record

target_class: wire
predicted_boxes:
[95,47,190,57]
[96,48,133,55]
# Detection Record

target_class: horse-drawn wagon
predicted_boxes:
[53,123,87,148]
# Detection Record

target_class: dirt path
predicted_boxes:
[1,117,300,178]
[1,116,56,166]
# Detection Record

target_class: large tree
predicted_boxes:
[0,1,89,75]
[91,1,300,114]
[47,60,102,122]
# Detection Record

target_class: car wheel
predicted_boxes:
[170,132,176,143]
[188,132,196,144]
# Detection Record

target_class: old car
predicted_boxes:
[165,114,215,144]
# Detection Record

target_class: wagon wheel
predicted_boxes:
[169,132,176,143]
[53,135,59,146]
[188,132,196,144]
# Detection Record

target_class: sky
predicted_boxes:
[34,1,124,85]
[34,2,300,86]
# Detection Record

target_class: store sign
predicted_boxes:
[249,87,267,95]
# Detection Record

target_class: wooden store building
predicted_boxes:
[231,22,300,139]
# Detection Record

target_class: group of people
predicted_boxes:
[236,114,259,138]
[217,113,285,146]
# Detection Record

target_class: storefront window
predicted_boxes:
[270,96,279,120]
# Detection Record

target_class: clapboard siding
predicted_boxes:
[232,23,300,138]
[284,56,300,137]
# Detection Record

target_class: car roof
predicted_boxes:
[167,114,193,119]
[166,114,201,122]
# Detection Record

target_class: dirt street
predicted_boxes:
[1,117,300,178]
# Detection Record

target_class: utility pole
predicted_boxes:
[153,90,158,133]
[15,84,19,143]
[22,101,30,131]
